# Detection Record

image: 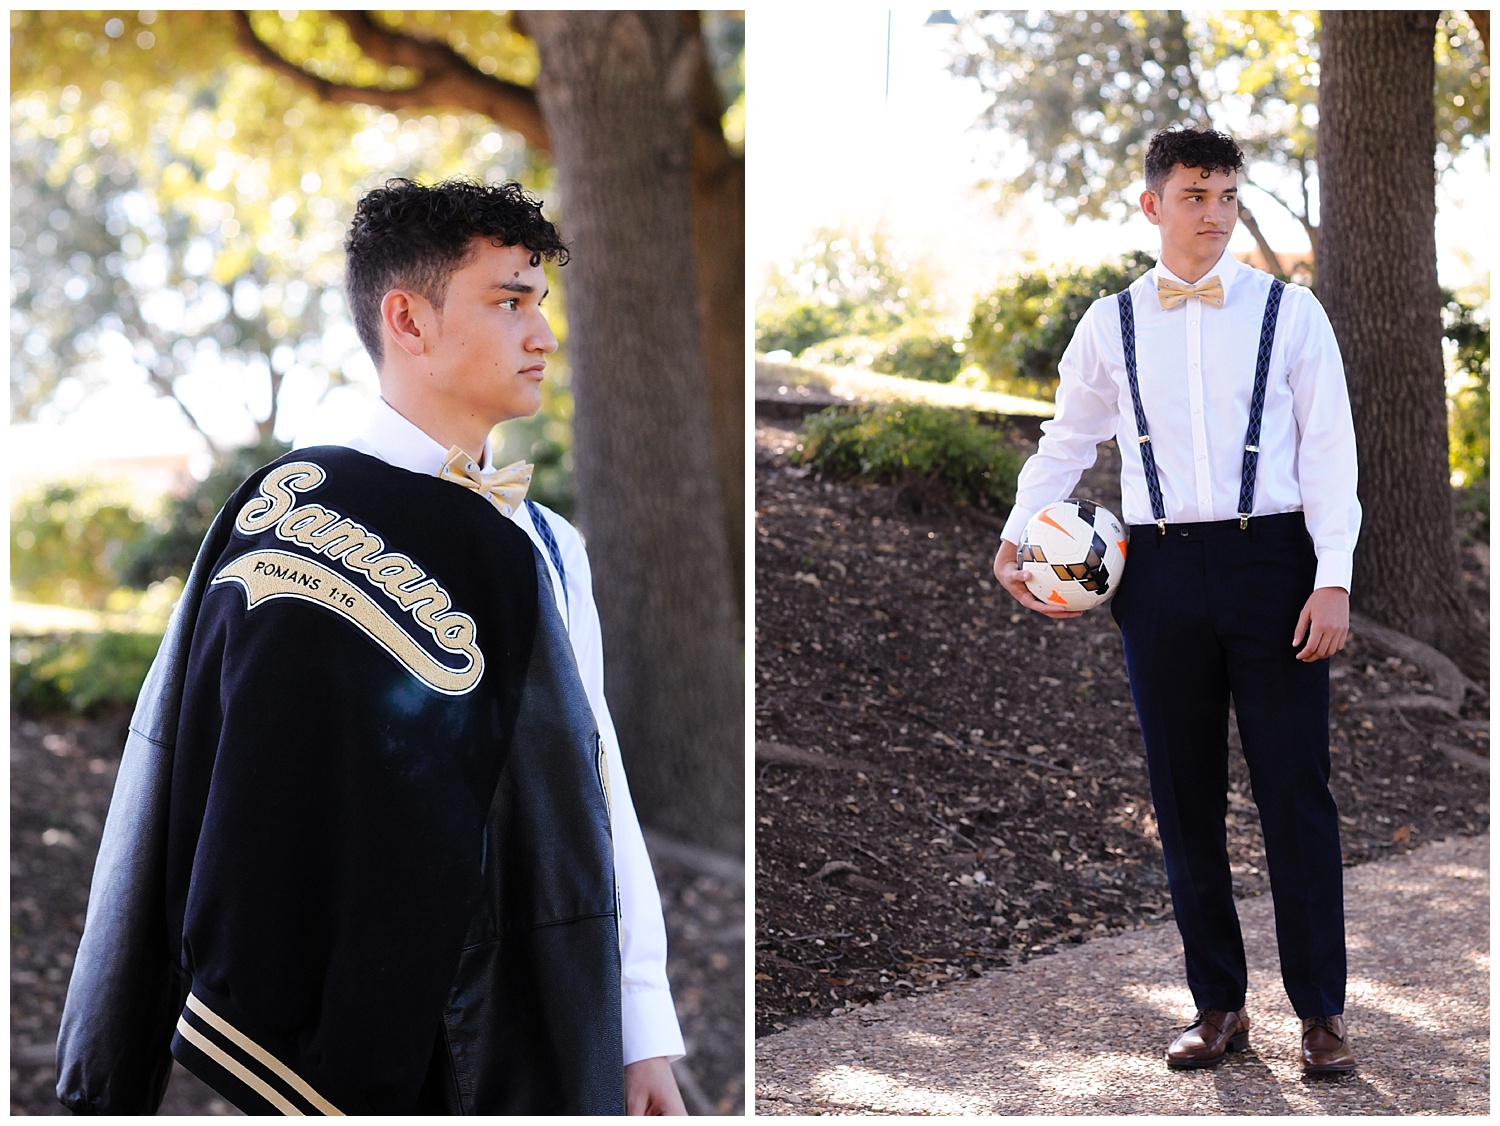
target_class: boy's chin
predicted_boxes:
[495,396,543,424]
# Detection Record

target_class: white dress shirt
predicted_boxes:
[1001,251,1361,592]
[341,398,685,1065]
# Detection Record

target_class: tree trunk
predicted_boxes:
[1318,10,1487,679]
[526,11,743,852]
[686,88,746,617]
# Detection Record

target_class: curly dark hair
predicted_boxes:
[344,178,570,366]
[1144,128,1245,194]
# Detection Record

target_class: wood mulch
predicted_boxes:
[754,411,1489,1038]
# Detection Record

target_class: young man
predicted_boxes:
[57,180,686,1114]
[993,129,1360,1074]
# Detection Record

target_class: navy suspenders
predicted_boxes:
[1117,279,1286,533]
[525,498,570,620]
[1116,290,1170,533]
[1238,281,1286,525]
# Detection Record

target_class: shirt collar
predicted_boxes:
[1152,248,1243,302]
[353,398,494,476]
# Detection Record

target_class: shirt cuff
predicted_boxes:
[1001,505,1033,546]
[622,983,686,1065]
[1313,549,1353,593]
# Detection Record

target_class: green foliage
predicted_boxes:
[754,299,851,359]
[11,630,162,715]
[1433,11,1491,167]
[9,11,552,439]
[10,481,154,608]
[947,10,1487,233]
[950,11,1208,221]
[755,225,941,355]
[121,437,293,587]
[1444,291,1488,543]
[799,321,964,384]
[968,251,1157,399]
[795,404,1024,508]
[10,128,348,442]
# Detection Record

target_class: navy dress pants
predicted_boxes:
[1110,512,1345,1018]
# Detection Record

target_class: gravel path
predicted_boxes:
[756,833,1488,1115]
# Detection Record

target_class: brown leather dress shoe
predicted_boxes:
[1166,1008,1251,1069]
[1301,1014,1355,1074]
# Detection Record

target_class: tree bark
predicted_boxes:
[683,18,746,611]
[525,11,743,851]
[1318,10,1486,679]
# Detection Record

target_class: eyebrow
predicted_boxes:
[487,279,549,299]
[1178,185,1237,195]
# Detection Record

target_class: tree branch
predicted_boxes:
[1236,206,1287,279]
[142,364,222,457]
[1246,174,1316,242]
[229,11,549,152]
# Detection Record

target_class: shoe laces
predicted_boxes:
[1306,1015,1342,1041]
[1188,1008,1223,1033]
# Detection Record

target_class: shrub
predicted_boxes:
[754,297,852,358]
[796,322,964,383]
[795,403,1024,508]
[11,630,162,715]
[1444,291,1488,489]
[10,481,154,608]
[968,251,1156,398]
[755,224,941,357]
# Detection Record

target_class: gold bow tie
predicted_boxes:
[437,446,532,516]
[1156,275,1224,309]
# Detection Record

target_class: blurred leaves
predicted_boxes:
[11,9,552,444]
[1444,290,1489,542]
[950,11,1209,221]
[11,630,164,715]
[947,9,1488,237]
[967,251,1157,400]
[10,480,154,608]
[756,225,961,382]
[796,402,1025,509]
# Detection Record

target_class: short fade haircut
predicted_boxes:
[1144,128,1245,194]
[344,178,570,366]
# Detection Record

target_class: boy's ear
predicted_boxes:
[1140,189,1163,227]
[380,289,429,359]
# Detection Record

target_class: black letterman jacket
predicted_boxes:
[55,448,624,1115]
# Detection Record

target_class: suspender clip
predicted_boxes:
[1238,513,1250,530]
[1156,518,1167,536]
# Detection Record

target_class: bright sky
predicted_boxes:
[749,8,1490,320]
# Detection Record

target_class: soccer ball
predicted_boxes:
[1018,499,1127,611]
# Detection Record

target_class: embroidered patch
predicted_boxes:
[215,462,485,695]
[212,550,484,695]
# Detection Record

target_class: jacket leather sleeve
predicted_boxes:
[55,509,233,1114]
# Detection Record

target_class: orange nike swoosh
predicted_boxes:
[1038,512,1071,537]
